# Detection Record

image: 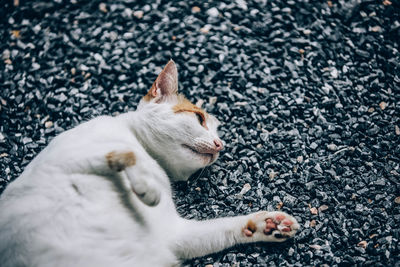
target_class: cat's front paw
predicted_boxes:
[106,151,136,172]
[242,211,299,242]
[105,150,160,206]
[130,178,160,207]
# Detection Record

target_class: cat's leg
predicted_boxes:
[65,149,161,206]
[105,151,161,206]
[174,211,299,260]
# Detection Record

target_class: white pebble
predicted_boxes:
[327,144,337,151]
[330,67,338,78]
[207,7,219,17]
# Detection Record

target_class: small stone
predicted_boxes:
[309,244,322,250]
[310,207,318,215]
[303,29,311,35]
[327,144,337,151]
[236,0,248,10]
[314,163,323,173]
[310,142,318,150]
[44,121,53,128]
[99,3,107,13]
[297,155,303,163]
[331,67,338,78]
[209,96,217,105]
[383,0,392,5]
[358,241,367,249]
[195,99,204,108]
[239,183,251,195]
[206,7,219,17]
[191,6,200,13]
[71,68,76,75]
[133,10,144,19]
[395,125,400,135]
[355,49,370,58]
[2,49,10,60]
[0,132,4,141]
[310,220,316,227]
[195,187,201,192]
[276,202,283,210]
[80,64,89,71]
[370,26,382,32]
[319,205,329,212]
[269,170,278,180]
[395,196,400,204]
[379,101,387,110]
[11,30,20,38]
[283,194,297,206]
[200,25,211,34]
[32,62,40,71]
[0,153,8,158]
[367,126,380,136]
[370,234,378,239]
[322,83,332,94]
[368,107,375,113]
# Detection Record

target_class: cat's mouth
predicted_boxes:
[182,144,215,164]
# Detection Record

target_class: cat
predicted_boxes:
[0,60,299,267]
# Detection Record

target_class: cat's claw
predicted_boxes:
[243,211,299,242]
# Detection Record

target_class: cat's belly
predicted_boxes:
[0,172,179,267]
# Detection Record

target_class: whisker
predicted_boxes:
[193,166,207,183]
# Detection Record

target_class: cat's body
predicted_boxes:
[0,61,299,267]
[0,114,181,267]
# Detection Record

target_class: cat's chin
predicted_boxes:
[181,144,216,165]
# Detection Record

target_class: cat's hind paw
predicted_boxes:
[243,211,299,242]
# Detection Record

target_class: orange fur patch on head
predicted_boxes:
[172,96,208,129]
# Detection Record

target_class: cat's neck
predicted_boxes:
[119,109,192,181]
[121,111,155,155]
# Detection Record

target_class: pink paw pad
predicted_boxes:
[282,219,293,226]
[275,214,286,221]
[263,218,277,235]
[263,214,294,237]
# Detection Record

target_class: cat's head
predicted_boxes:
[135,60,223,181]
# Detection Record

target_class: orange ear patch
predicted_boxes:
[142,60,178,102]
[142,81,157,102]
[172,96,208,129]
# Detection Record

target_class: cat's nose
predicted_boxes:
[214,139,224,152]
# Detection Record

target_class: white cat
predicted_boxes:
[0,60,299,267]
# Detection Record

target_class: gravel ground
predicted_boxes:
[1,0,399,266]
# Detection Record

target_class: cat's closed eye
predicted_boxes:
[195,113,204,125]
[194,112,208,129]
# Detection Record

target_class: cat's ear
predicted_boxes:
[143,60,178,102]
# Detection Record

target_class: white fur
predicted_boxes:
[0,62,299,267]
